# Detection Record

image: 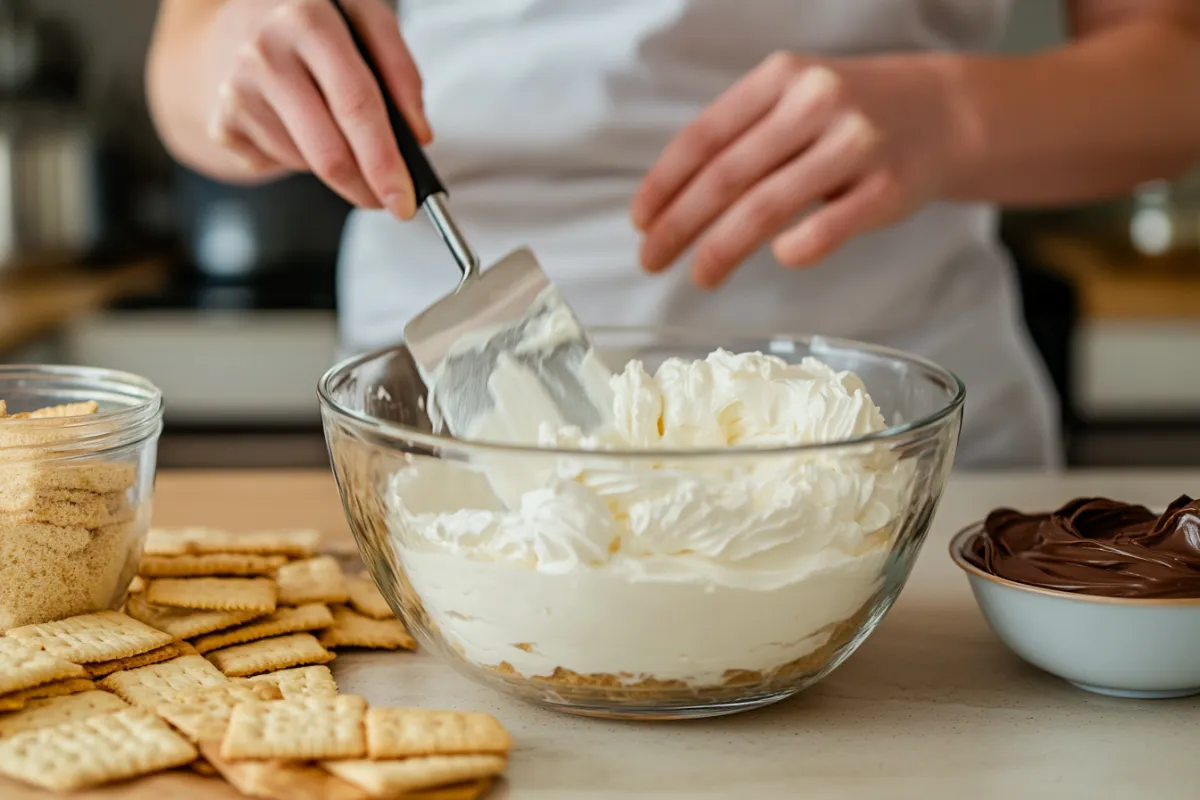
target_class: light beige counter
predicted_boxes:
[7,469,1200,799]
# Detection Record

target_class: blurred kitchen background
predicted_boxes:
[1,0,1198,469]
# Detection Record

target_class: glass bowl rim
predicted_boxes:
[317,326,967,460]
[0,364,163,454]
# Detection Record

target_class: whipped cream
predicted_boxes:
[390,350,906,686]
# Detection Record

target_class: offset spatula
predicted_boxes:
[332,0,611,442]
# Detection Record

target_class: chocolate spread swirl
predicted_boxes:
[962,496,1200,599]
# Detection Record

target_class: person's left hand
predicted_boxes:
[631,52,968,289]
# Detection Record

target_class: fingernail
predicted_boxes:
[631,205,647,233]
[796,65,839,104]
[639,243,665,273]
[691,259,724,290]
[384,191,416,220]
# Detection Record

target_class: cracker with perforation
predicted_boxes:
[0,708,197,791]
[243,664,338,699]
[324,755,507,797]
[0,690,129,737]
[276,556,349,606]
[206,632,334,677]
[126,592,264,639]
[140,552,290,578]
[100,654,228,707]
[319,605,415,651]
[192,603,333,654]
[155,681,283,743]
[221,694,368,761]
[5,609,174,664]
[346,574,395,620]
[84,642,184,678]
[145,576,278,613]
[0,637,88,695]
[146,527,320,557]
[366,708,512,759]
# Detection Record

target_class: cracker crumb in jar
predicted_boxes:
[0,401,144,630]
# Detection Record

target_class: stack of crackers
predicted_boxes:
[127,527,416,673]
[0,400,142,630]
[0,530,514,798]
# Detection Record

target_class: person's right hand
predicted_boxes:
[204,0,430,218]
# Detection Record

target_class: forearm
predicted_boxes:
[939,16,1200,206]
[146,0,285,184]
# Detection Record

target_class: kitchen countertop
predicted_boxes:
[0,258,165,355]
[7,468,1200,799]
[1030,231,1200,319]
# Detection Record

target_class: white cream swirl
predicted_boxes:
[391,351,904,584]
[388,350,907,682]
[553,350,887,451]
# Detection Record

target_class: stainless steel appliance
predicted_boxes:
[0,102,99,271]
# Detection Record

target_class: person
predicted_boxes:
[145,0,1200,468]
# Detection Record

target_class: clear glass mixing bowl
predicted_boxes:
[318,329,964,719]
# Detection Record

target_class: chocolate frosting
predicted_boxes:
[963,496,1200,599]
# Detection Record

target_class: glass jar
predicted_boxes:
[0,365,163,629]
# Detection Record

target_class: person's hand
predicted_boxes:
[631,52,966,288]
[203,0,430,217]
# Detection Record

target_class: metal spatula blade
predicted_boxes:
[333,1,612,441]
[404,247,610,439]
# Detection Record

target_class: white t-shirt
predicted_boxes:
[339,0,1061,468]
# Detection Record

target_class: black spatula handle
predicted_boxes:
[330,0,445,206]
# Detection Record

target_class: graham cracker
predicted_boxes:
[145,577,278,614]
[146,527,320,557]
[0,690,129,737]
[319,605,415,651]
[126,592,264,640]
[84,642,184,678]
[199,740,370,800]
[346,574,395,620]
[25,401,100,419]
[276,556,349,606]
[3,677,96,704]
[221,695,368,761]
[155,681,284,743]
[100,654,228,708]
[139,552,290,578]
[324,755,507,796]
[244,664,338,699]
[206,632,334,677]
[366,709,512,759]
[192,603,334,654]
[0,637,88,695]
[5,609,175,664]
[3,461,138,495]
[0,708,197,791]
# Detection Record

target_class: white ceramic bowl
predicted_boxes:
[950,524,1200,699]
